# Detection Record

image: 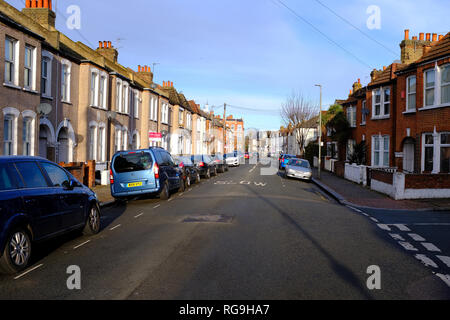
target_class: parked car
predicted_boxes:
[279,154,296,170]
[225,153,240,167]
[0,156,101,274]
[284,158,312,181]
[173,155,201,188]
[191,155,217,179]
[212,153,229,173]
[110,147,182,201]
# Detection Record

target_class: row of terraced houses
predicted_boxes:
[323,29,450,199]
[0,1,244,182]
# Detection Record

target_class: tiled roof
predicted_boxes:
[368,63,408,87]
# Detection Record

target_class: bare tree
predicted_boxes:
[281,91,318,157]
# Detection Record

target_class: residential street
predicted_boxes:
[0,162,449,300]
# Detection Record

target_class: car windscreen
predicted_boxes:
[288,159,310,168]
[113,152,153,173]
[180,156,193,165]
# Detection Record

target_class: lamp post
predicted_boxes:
[315,84,322,180]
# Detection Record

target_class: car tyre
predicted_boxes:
[196,172,201,183]
[83,205,101,235]
[185,175,191,188]
[160,181,170,200]
[0,228,32,274]
[205,169,211,179]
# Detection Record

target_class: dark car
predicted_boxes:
[0,156,101,274]
[191,155,217,179]
[173,155,201,188]
[212,153,229,173]
[110,147,182,201]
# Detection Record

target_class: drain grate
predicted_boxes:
[183,214,234,223]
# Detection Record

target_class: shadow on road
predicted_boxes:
[243,183,374,300]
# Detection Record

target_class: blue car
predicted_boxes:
[279,154,296,170]
[0,156,101,274]
[110,147,182,201]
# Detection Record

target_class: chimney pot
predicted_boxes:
[108,41,111,48]
[412,36,417,40]
[358,78,360,84]
[26,0,31,8]
[404,29,409,40]
[432,34,437,42]
[31,0,37,8]
[383,66,386,70]
[98,41,103,48]
[49,0,52,10]
[426,33,431,41]
[439,35,444,41]
[138,65,141,72]
[37,0,43,8]
[419,33,424,41]
[103,41,107,48]
[43,0,49,8]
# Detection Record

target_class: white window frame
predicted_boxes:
[41,51,53,98]
[122,83,129,114]
[406,75,416,111]
[419,63,450,110]
[371,135,390,167]
[347,106,356,127]
[2,107,19,155]
[421,131,450,173]
[441,64,450,105]
[99,72,108,109]
[116,78,123,113]
[133,89,139,119]
[372,87,391,119]
[4,37,19,86]
[22,110,36,156]
[179,108,184,126]
[122,127,129,150]
[61,59,72,103]
[424,68,436,107]
[90,69,99,107]
[24,44,36,91]
[114,126,122,153]
[98,123,106,162]
[88,122,98,161]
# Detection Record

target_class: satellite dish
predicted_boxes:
[37,103,52,116]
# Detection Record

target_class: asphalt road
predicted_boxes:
[1,160,449,299]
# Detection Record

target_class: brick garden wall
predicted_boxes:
[405,174,450,189]
[371,169,394,185]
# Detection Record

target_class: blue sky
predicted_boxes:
[7,0,450,130]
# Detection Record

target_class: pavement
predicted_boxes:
[1,160,449,299]
[311,168,450,212]
[91,185,115,207]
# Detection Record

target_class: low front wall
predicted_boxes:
[60,160,96,188]
[370,171,450,200]
[334,161,345,178]
[344,164,367,186]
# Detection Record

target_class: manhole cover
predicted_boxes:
[183,214,234,223]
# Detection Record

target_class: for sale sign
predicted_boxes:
[149,132,162,142]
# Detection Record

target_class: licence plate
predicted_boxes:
[127,182,143,188]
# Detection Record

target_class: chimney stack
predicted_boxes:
[96,41,119,63]
[136,65,153,84]
[23,0,56,29]
[400,30,434,64]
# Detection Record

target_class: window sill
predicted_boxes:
[41,95,53,100]
[371,115,390,120]
[360,123,366,126]
[418,104,450,111]
[90,105,107,111]
[3,82,21,90]
[22,87,39,94]
[402,110,416,114]
[61,100,73,105]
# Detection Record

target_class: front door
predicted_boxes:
[403,142,415,173]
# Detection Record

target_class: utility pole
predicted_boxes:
[315,85,322,179]
[223,103,227,155]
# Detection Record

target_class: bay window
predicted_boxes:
[406,76,416,111]
[372,135,390,167]
[422,132,450,173]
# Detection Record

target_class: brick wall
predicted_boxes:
[334,161,345,178]
[371,169,394,185]
[405,174,450,189]
[59,161,96,188]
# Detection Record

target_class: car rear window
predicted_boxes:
[289,159,310,168]
[180,157,193,165]
[113,152,153,173]
[0,163,18,191]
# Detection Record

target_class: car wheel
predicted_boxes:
[0,228,32,274]
[83,205,101,235]
[206,169,211,179]
[196,172,201,183]
[214,167,218,176]
[160,181,170,200]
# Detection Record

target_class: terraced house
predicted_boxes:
[328,30,450,199]
[0,0,222,183]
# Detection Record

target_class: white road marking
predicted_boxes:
[389,233,405,241]
[436,256,450,268]
[153,205,161,209]
[73,240,91,250]
[408,233,426,242]
[178,193,184,196]
[377,224,392,231]
[421,242,441,252]
[398,241,419,251]
[109,224,121,231]
[14,264,43,280]
[435,274,450,288]
[414,254,439,268]
[134,213,144,218]
[168,198,173,202]
[391,224,411,232]
[370,217,379,223]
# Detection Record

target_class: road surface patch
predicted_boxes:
[183,214,234,224]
